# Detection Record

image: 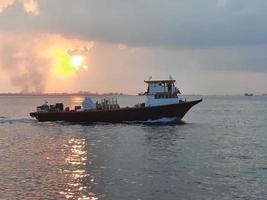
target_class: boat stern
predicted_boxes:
[29,112,37,118]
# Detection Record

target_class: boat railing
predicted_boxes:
[96,98,120,110]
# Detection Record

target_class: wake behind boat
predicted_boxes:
[30,77,202,123]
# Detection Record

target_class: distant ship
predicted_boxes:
[244,93,254,96]
[30,77,202,123]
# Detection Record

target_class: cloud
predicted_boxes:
[0,31,266,94]
[216,0,227,8]
[67,42,95,56]
[0,0,15,13]
[0,32,49,92]
[0,0,39,15]
[0,32,93,93]
[1,0,267,48]
[117,43,128,50]
[21,0,39,16]
[1,0,267,94]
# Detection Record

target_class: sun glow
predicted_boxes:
[47,48,89,76]
[36,35,94,78]
[71,55,84,69]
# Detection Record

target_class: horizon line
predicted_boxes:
[0,92,266,96]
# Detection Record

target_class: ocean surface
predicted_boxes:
[0,95,267,200]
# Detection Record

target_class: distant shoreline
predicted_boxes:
[0,92,127,97]
[0,93,266,97]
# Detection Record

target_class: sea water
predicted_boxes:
[0,95,266,199]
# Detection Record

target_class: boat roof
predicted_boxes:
[144,80,176,84]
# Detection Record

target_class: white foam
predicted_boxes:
[145,117,178,123]
[0,117,34,124]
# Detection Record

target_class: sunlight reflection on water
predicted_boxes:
[60,138,98,200]
[71,97,84,104]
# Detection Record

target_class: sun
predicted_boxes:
[70,55,85,69]
[48,47,88,76]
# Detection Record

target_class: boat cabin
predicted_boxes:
[144,79,180,107]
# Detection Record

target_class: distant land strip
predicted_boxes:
[0,92,126,96]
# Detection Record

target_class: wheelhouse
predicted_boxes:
[144,79,181,107]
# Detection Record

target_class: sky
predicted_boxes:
[0,0,267,94]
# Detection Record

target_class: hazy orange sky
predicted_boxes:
[1,0,267,94]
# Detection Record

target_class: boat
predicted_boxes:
[30,77,202,123]
[244,93,253,96]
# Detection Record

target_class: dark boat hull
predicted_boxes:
[30,99,202,123]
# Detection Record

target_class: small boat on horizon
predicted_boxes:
[244,93,254,96]
[30,77,202,123]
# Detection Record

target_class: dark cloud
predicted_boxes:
[1,0,267,47]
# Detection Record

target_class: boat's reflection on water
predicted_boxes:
[60,137,98,200]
